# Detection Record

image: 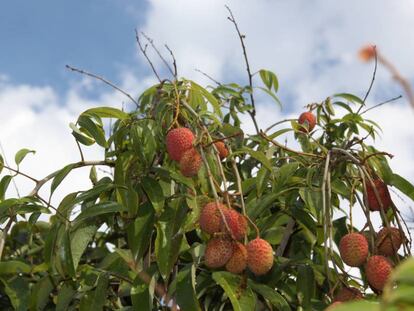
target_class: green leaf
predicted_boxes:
[257,87,282,108]
[0,154,4,173]
[0,276,30,311]
[29,276,54,311]
[78,115,107,147]
[334,93,364,105]
[0,175,12,200]
[176,264,201,311]
[70,122,95,146]
[248,281,291,311]
[51,164,76,195]
[131,274,154,311]
[155,199,186,279]
[79,273,109,311]
[71,224,98,270]
[0,261,31,274]
[57,228,76,278]
[259,69,279,93]
[56,281,76,311]
[239,148,273,171]
[296,264,314,309]
[73,201,123,227]
[127,202,155,261]
[82,106,129,119]
[141,176,165,214]
[15,148,35,165]
[212,271,256,311]
[332,300,380,311]
[390,174,414,202]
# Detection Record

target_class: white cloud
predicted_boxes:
[0,74,138,208]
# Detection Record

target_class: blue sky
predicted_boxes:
[0,1,414,230]
[0,0,147,92]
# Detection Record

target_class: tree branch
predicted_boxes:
[65,65,139,108]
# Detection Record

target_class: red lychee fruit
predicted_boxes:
[225,242,248,274]
[204,238,233,268]
[199,202,228,235]
[334,287,363,302]
[359,45,376,62]
[325,301,342,311]
[376,227,403,256]
[365,178,392,212]
[339,233,369,267]
[365,255,393,291]
[166,127,195,161]
[246,238,274,276]
[221,209,247,241]
[214,141,229,159]
[179,148,202,177]
[298,111,316,133]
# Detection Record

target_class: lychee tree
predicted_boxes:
[1,15,414,311]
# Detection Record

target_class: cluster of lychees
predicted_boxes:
[330,179,405,308]
[200,202,274,276]
[165,127,228,177]
[165,127,274,276]
[297,111,405,309]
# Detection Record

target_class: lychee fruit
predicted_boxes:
[298,111,316,133]
[204,238,233,268]
[221,209,247,241]
[325,301,342,311]
[376,227,403,256]
[225,242,248,274]
[214,141,229,159]
[179,148,202,177]
[166,127,195,161]
[365,178,392,212]
[339,233,369,267]
[359,45,376,62]
[199,202,228,235]
[365,255,393,291]
[246,238,274,276]
[334,287,363,302]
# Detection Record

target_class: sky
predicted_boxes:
[1,0,414,235]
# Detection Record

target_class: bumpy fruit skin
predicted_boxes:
[246,238,274,276]
[179,148,202,177]
[166,128,195,161]
[225,242,247,274]
[339,233,369,267]
[221,209,247,241]
[325,301,342,311]
[199,202,228,235]
[214,141,229,159]
[334,287,363,302]
[377,227,403,256]
[298,111,316,132]
[366,255,393,291]
[204,238,233,268]
[365,179,392,212]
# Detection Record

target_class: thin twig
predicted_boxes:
[66,65,139,108]
[225,5,259,134]
[0,140,21,197]
[195,69,222,86]
[165,44,178,79]
[75,139,85,162]
[135,29,161,82]
[29,160,114,197]
[362,46,378,105]
[141,32,175,78]
[360,95,402,115]
[260,131,324,159]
